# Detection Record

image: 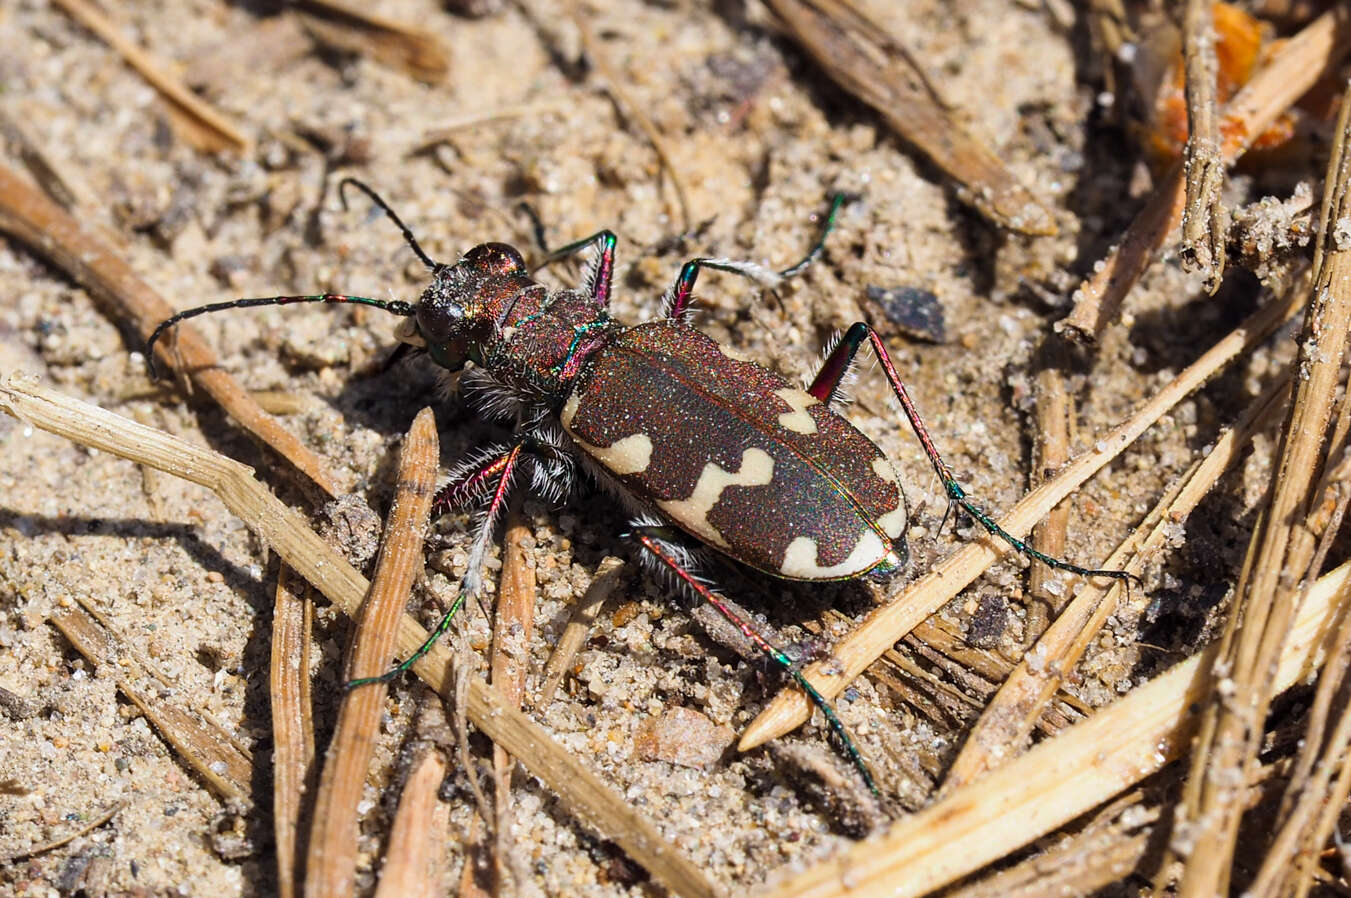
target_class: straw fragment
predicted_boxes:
[0,377,721,898]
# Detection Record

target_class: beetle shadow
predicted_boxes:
[0,510,266,604]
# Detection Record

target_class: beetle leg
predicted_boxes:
[531,229,619,309]
[348,442,526,689]
[664,193,851,319]
[815,322,1134,584]
[432,442,523,515]
[631,526,880,796]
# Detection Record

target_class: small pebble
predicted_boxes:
[866,285,946,343]
[633,706,733,768]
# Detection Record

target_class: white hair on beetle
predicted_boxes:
[524,423,578,505]
[659,257,784,320]
[435,441,519,512]
[802,329,860,405]
[460,462,519,599]
[626,513,718,601]
[579,243,608,302]
[460,367,525,422]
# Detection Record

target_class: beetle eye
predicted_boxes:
[417,299,463,343]
[464,242,526,276]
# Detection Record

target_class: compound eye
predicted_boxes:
[416,297,464,343]
[464,242,527,276]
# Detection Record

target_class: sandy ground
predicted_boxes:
[0,0,1304,895]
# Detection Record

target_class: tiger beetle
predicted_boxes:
[146,178,1130,795]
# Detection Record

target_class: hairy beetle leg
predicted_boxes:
[632,528,880,797]
[533,229,618,309]
[664,193,850,320]
[346,442,526,690]
[811,322,1134,584]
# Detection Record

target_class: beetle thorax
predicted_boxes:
[405,242,622,413]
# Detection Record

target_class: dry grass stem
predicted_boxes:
[942,368,1291,794]
[0,162,341,496]
[1027,349,1072,640]
[537,556,625,706]
[0,107,85,213]
[272,565,317,898]
[940,794,1159,898]
[566,0,692,233]
[741,287,1300,749]
[1176,83,1351,898]
[486,503,539,890]
[758,558,1351,898]
[50,601,253,803]
[764,0,1055,236]
[414,102,569,153]
[0,800,126,865]
[306,408,439,898]
[1179,0,1228,292]
[0,377,720,898]
[457,816,491,898]
[50,0,250,154]
[1249,537,1351,898]
[1058,7,1351,342]
[294,0,450,85]
[373,749,450,898]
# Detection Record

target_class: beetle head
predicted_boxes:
[400,242,531,370]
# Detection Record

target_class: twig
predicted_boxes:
[537,556,625,707]
[1027,344,1073,640]
[1174,80,1351,898]
[941,367,1291,794]
[0,107,85,212]
[374,748,450,898]
[272,565,316,898]
[50,601,253,803]
[940,794,1159,898]
[50,0,250,154]
[295,0,450,85]
[487,502,538,892]
[0,377,722,898]
[1057,7,1351,342]
[1248,479,1351,898]
[740,287,1300,750]
[0,801,126,865]
[566,0,692,233]
[1179,0,1228,292]
[764,0,1057,236]
[413,102,569,155]
[757,558,1351,898]
[0,162,341,496]
[306,408,439,898]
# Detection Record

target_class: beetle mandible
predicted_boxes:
[147,179,1128,793]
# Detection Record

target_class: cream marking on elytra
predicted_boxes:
[559,392,583,430]
[657,448,775,549]
[871,456,907,538]
[780,531,887,579]
[560,393,654,475]
[774,388,819,435]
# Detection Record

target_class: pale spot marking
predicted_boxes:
[657,448,775,549]
[717,343,754,363]
[780,531,887,579]
[872,456,907,538]
[560,392,654,475]
[774,388,819,434]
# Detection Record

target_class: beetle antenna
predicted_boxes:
[144,294,415,380]
[338,177,439,271]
